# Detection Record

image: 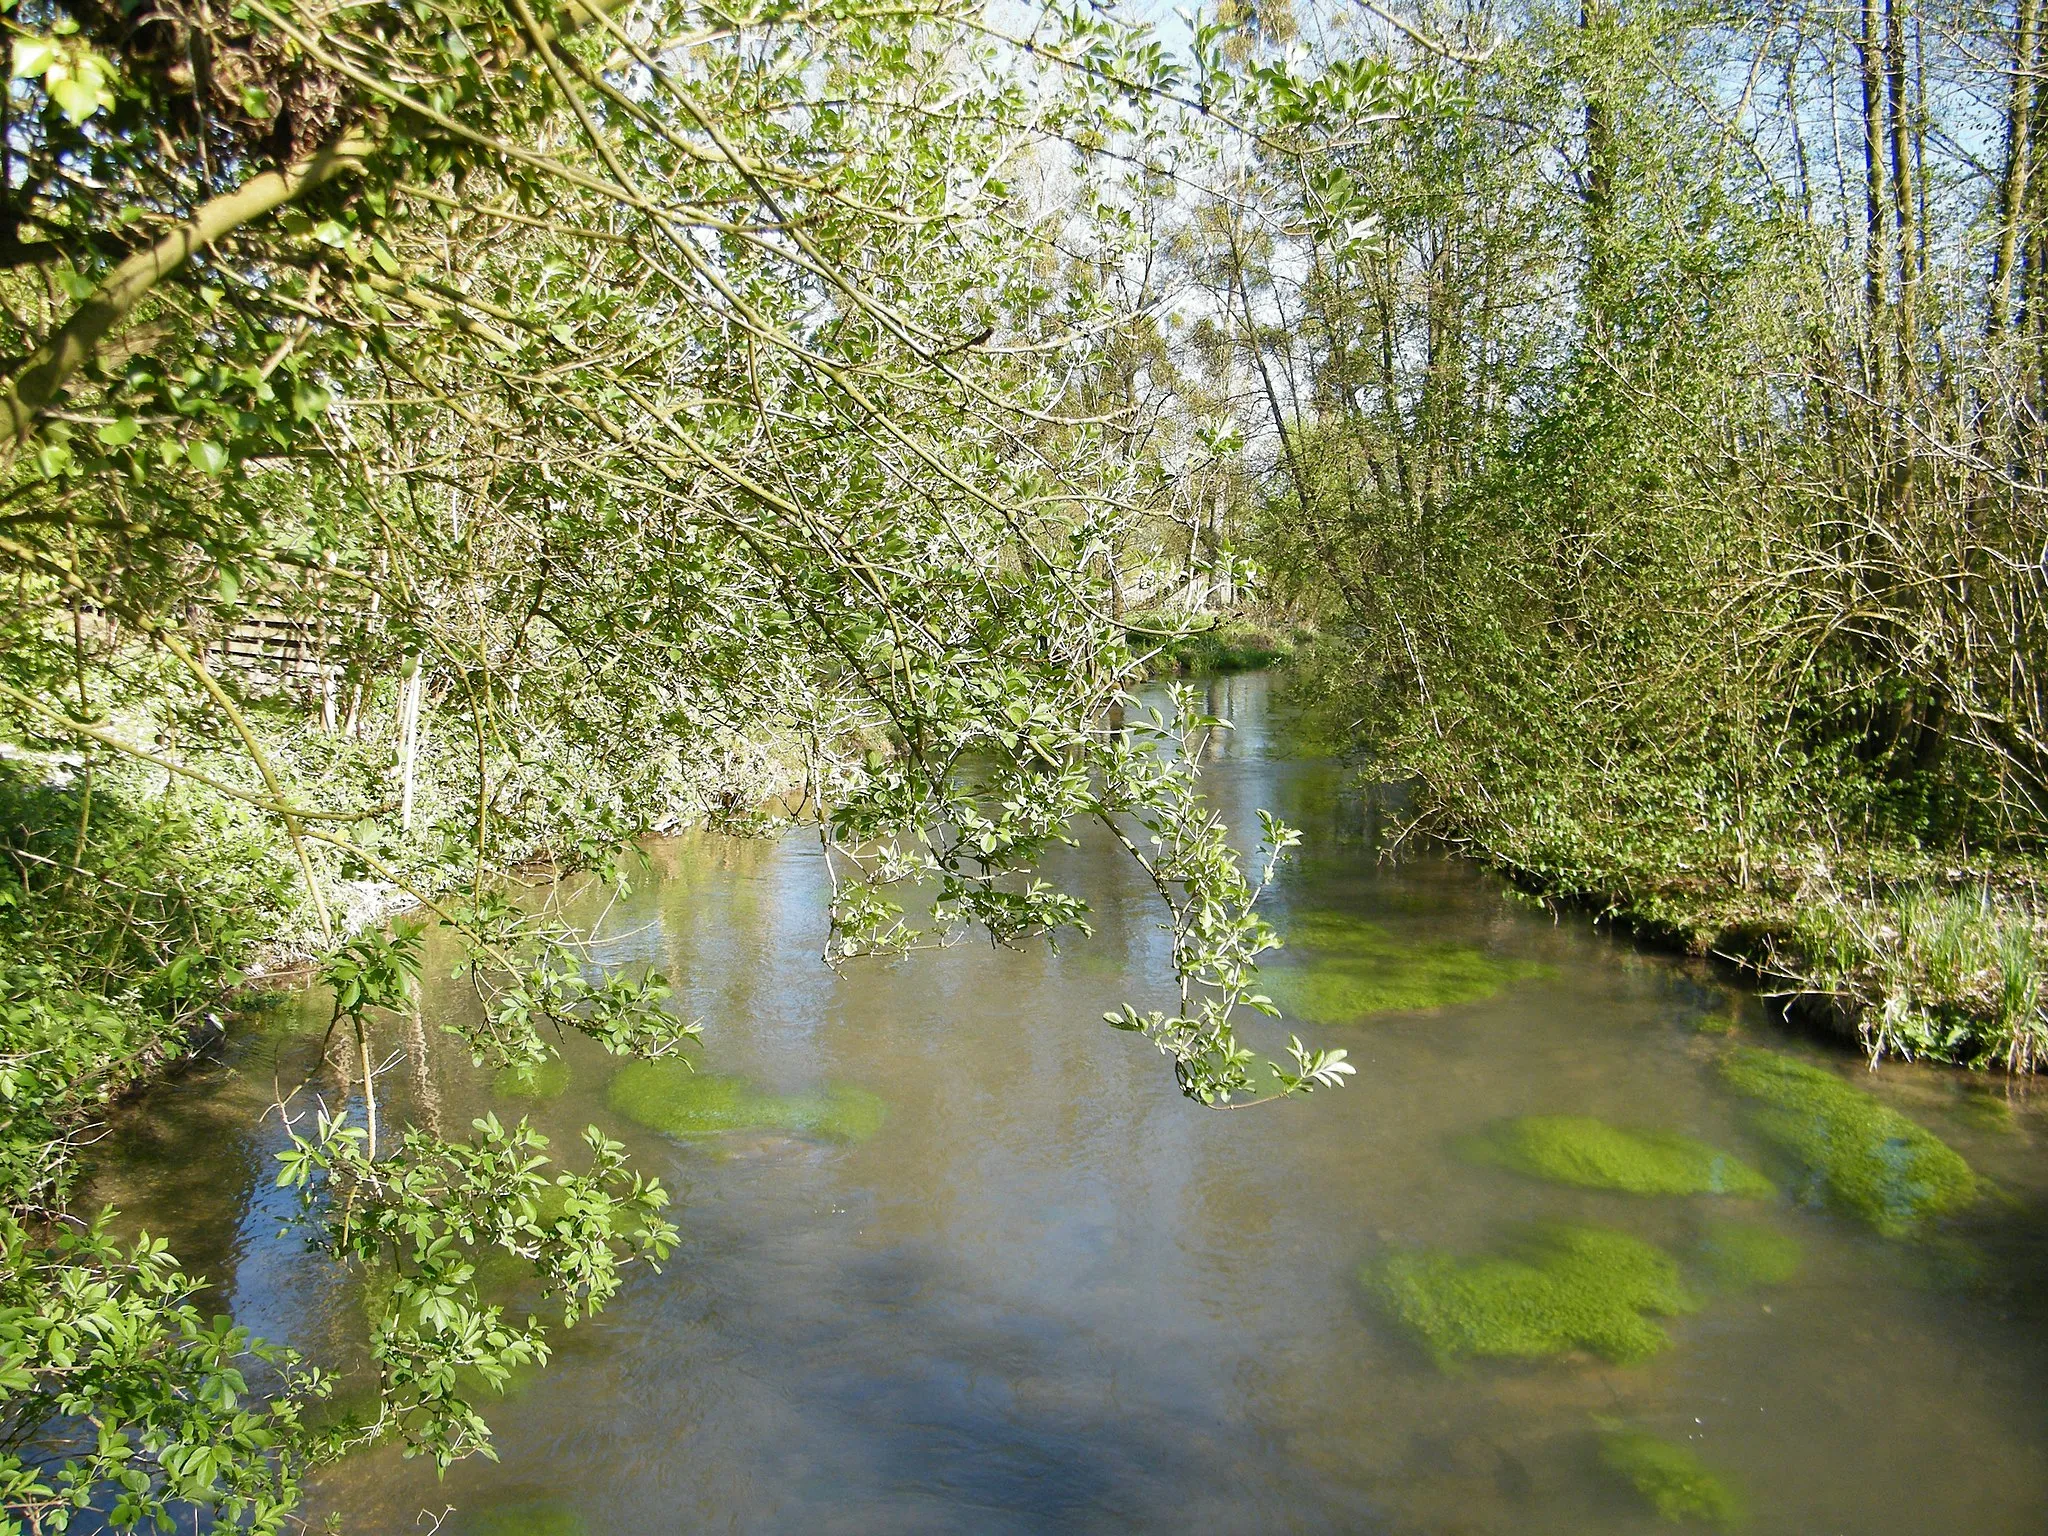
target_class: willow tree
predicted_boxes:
[0,0,1355,1526]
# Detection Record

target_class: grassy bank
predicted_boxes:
[1126,614,1313,678]
[0,693,792,1226]
[1407,786,2048,1073]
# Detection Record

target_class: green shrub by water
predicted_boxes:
[1126,616,1299,677]
[1364,1223,1699,1366]
[1265,911,1547,1022]
[1460,1116,1774,1198]
[1597,1427,1746,1528]
[1716,1049,1976,1237]
[607,1061,887,1141]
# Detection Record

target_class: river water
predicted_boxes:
[89,673,2048,1534]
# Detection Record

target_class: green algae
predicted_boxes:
[1363,1223,1699,1367]
[1598,1427,1745,1528]
[606,1061,886,1142]
[464,1501,589,1536]
[494,1055,570,1100]
[1264,911,1549,1022]
[1690,1219,1801,1291]
[1716,1048,1976,1237]
[1460,1116,1775,1198]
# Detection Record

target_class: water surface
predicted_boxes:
[93,673,2048,1534]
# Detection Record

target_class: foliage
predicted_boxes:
[1193,0,2048,1068]
[606,1064,886,1143]
[1596,1426,1746,1528]
[1127,616,1299,677]
[277,1108,674,1468]
[0,1213,323,1534]
[1364,1223,1699,1367]
[1716,1050,1977,1237]
[1458,1116,1773,1198]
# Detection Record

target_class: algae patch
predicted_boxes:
[1717,1048,1975,1237]
[1461,1116,1774,1198]
[1598,1427,1745,1528]
[463,1501,589,1536]
[494,1055,570,1100]
[607,1061,886,1142]
[1363,1223,1699,1366]
[1265,910,1548,1022]
[1689,1219,1801,1291]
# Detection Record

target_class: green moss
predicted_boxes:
[606,1061,886,1142]
[1598,1428,1745,1528]
[1716,1049,1976,1237]
[1264,911,1548,1022]
[1690,1219,1801,1291]
[493,1055,570,1100]
[1363,1223,1699,1366]
[463,1501,589,1536]
[1459,1116,1774,1198]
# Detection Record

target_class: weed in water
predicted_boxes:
[1363,1223,1699,1366]
[1459,1116,1774,1198]
[1688,1219,1801,1291]
[607,1061,886,1142]
[1716,1049,1975,1237]
[1264,911,1549,1022]
[1596,1425,1746,1528]
[494,1056,570,1100]
[464,1501,589,1536]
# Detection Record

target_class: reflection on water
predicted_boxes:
[89,673,2048,1534]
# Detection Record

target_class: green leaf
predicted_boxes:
[11,38,56,78]
[186,439,228,475]
[96,416,139,447]
[49,72,108,126]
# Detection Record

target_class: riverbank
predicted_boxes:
[1438,818,2048,1074]
[0,706,801,1224]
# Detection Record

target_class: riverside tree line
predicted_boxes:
[0,0,2043,1526]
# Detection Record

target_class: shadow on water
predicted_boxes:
[74,672,2048,1536]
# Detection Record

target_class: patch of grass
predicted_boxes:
[1129,617,1294,677]
[1716,1048,1976,1237]
[606,1061,886,1142]
[1689,1219,1801,1291]
[1459,1116,1774,1198]
[1263,910,1549,1022]
[1597,1427,1745,1528]
[493,1056,570,1100]
[1363,1223,1699,1366]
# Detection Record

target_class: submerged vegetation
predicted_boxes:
[1596,1426,1746,1529]
[607,1064,887,1143]
[1365,1223,1699,1366]
[1265,911,1546,1021]
[1460,1117,1773,1200]
[1717,1051,1977,1238]
[1688,1221,1802,1293]
[1,0,2038,1513]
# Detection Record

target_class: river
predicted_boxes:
[87,672,2048,1533]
